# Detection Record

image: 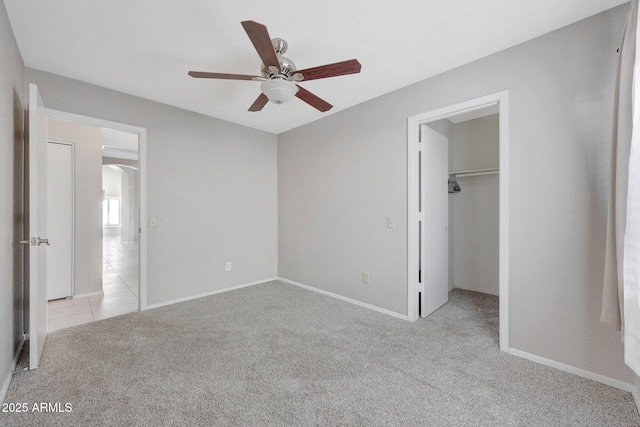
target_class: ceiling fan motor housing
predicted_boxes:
[261,38,296,79]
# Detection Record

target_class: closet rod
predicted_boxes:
[449,167,499,178]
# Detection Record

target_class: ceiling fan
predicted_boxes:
[188,20,361,112]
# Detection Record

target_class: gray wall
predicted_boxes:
[25,68,278,306]
[0,0,25,398]
[279,5,634,383]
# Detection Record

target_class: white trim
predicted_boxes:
[633,377,640,416]
[0,336,26,403]
[407,120,419,322]
[498,94,510,353]
[138,128,148,311]
[46,109,148,311]
[406,90,510,352]
[145,278,278,310]
[509,348,634,392]
[72,290,104,299]
[47,109,148,135]
[278,277,409,321]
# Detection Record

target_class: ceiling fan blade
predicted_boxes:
[295,85,333,112]
[241,20,280,71]
[296,59,361,82]
[188,71,262,81]
[248,93,269,112]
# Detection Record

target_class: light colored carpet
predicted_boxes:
[2,281,638,426]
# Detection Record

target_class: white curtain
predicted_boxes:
[602,0,640,376]
[602,0,636,332]
[625,0,640,375]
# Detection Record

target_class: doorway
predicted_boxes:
[44,109,147,331]
[100,132,141,323]
[407,91,509,351]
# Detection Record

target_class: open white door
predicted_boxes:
[420,125,449,317]
[28,83,49,369]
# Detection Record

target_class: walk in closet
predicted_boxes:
[421,109,499,316]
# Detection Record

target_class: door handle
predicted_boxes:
[20,237,50,246]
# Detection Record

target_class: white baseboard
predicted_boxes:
[508,348,633,393]
[1,336,26,404]
[73,290,104,299]
[145,278,278,310]
[278,277,408,321]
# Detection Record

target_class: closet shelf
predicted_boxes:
[449,167,499,178]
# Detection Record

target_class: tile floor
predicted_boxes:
[47,235,139,332]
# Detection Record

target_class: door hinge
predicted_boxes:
[417,282,425,292]
[417,142,424,152]
[418,212,424,221]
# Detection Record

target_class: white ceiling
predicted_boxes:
[4,0,627,134]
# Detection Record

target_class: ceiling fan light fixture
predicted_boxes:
[260,78,298,104]
[189,21,361,112]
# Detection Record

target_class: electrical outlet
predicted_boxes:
[225,262,232,271]
[362,272,369,284]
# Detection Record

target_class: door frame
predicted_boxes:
[27,83,49,369]
[47,109,149,310]
[407,90,510,352]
